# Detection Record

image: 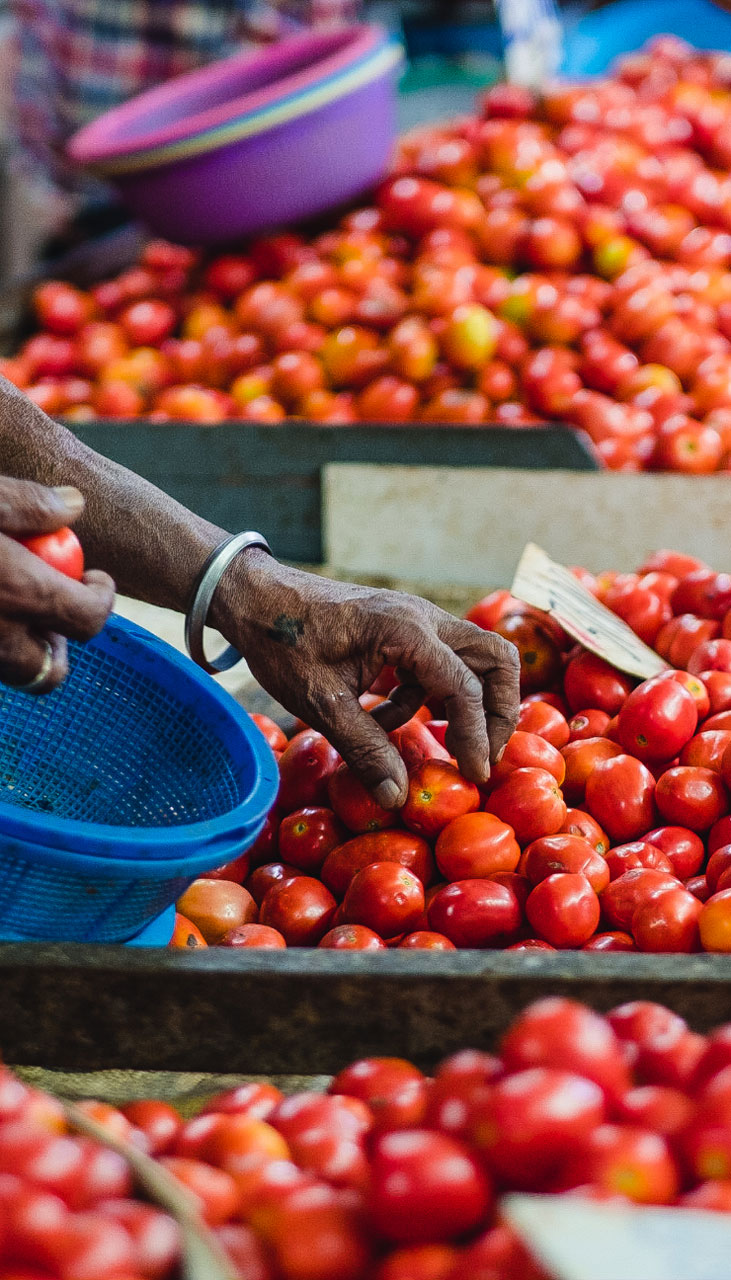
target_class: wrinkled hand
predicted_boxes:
[214,550,520,808]
[0,478,115,692]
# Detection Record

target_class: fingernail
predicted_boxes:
[375,778,402,809]
[52,485,84,514]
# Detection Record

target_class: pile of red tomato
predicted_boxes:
[7,37,731,468]
[173,547,731,956]
[5,995,731,1279]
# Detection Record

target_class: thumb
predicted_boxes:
[0,480,85,537]
[323,693,409,809]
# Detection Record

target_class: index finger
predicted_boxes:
[382,624,495,783]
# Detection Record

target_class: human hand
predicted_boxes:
[0,478,115,692]
[214,551,520,808]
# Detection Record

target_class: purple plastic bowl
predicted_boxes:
[68,27,402,244]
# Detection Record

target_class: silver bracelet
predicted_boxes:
[185,531,272,674]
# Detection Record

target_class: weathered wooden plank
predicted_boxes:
[0,948,729,1073]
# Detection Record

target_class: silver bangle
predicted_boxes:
[185,532,272,674]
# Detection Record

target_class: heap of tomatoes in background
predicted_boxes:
[173,548,731,955]
[6,995,731,1279]
[7,36,731,469]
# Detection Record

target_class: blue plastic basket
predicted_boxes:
[0,615,279,943]
[560,0,731,79]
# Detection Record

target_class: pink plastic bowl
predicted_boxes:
[68,26,403,244]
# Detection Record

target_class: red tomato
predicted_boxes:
[707,845,731,892]
[373,1244,458,1280]
[655,765,728,830]
[34,281,93,335]
[268,1093,369,1188]
[644,825,705,878]
[559,808,609,854]
[700,888,731,951]
[427,879,522,948]
[398,931,456,950]
[318,924,386,950]
[561,738,623,805]
[521,834,609,893]
[681,729,731,772]
[427,1049,503,1143]
[169,912,208,949]
[678,1181,731,1212]
[632,886,702,952]
[368,1129,492,1244]
[327,763,397,834]
[250,713,288,752]
[563,652,635,715]
[159,1157,238,1225]
[500,997,631,1101]
[656,614,720,668]
[526,872,601,948]
[389,719,451,774]
[201,1082,282,1122]
[259,876,336,946]
[568,709,612,741]
[277,808,343,873]
[41,1212,138,1280]
[491,731,566,785]
[607,1001,694,1084]
[516,700,570,748]
[563,1125,679,1204]
[401,761,480,839]
[255,1181,370,1280]
[585,754,657,842]
[661,670,711,719]
[487,767,567,844]
[710,814,731,852]
[601,868,680,931]
[214,1224,272,1280]
[701,670,731,713]
[204,254,256,299]
[491,613,563,695]
[321,831,434,900]
[18,527,84,580]
[604,841,674,880]
[277,731,340,812]
[583,930,636,951]
[470,1067,605,1189]
[119,299,176,347]
[330,1059,428,1131]
[615,1085,693,1138]
[96,1199,180,1278]
[616,678,697,763]
[342,863,425,940]
[220,923,287,948]
[435,812,520,881]
[246,862,301,906]
[121,1100,182,1156]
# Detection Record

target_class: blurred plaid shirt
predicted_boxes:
[9,0,357,197]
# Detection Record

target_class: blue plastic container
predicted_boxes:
[560,0,731,79]
[0,615,279,943]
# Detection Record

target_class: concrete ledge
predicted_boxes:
[325,465,731,587]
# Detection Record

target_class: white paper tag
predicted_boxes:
[504,1194,731,1280]
[511,543,668,680]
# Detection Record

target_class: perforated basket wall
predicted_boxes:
[0,615,278,942]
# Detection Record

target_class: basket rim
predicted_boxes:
[0,614,279,856]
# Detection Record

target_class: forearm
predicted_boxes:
[0,381,229,612]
